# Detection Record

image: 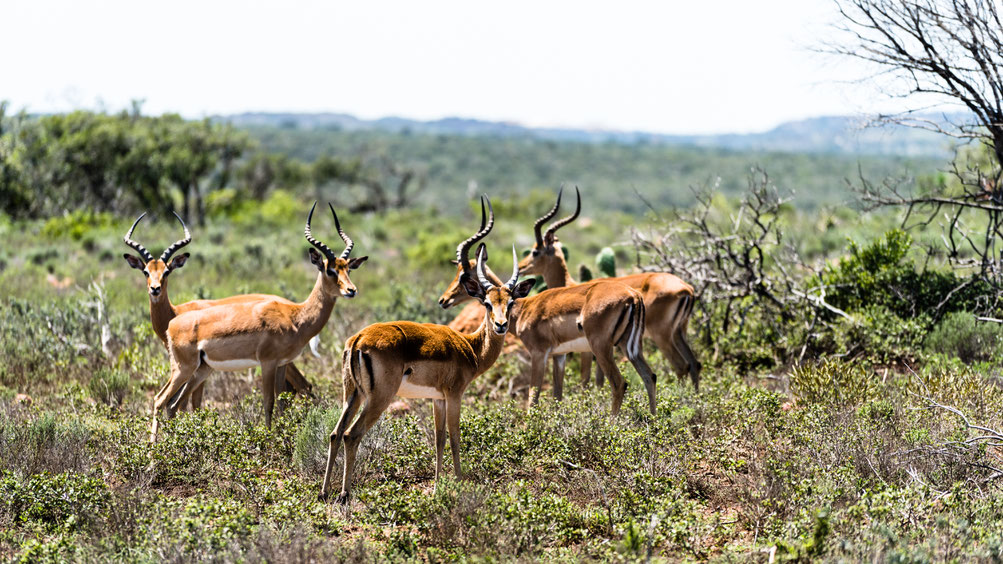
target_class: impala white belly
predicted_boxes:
[552,337,591,355]
[396,375,444,399]
[204,358,260,371]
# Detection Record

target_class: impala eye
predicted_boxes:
[484,302,493,311]
[326,268,337,277]
[143,271,149,278]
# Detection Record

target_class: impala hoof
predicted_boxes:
[336,491,350,505]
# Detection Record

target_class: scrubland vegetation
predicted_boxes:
[2,154,1003,560]
[5,1,1003,551]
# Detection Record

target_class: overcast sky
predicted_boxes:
[4,0,909,135]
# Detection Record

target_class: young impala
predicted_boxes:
[122,212,313,407]
[150,203,367,441]
[518,187,701,390]
[320,228,535,503]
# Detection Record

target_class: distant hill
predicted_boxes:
[220,112,965,158]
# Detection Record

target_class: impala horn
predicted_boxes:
[543,185,581,243]
[160,212,192,263]
[533,186,564,246]
[304,202,338,262]
[457,195,494,280]
[123,212,155,263]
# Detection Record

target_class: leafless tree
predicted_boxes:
[832,0,1003,311]
[632,169,847,362]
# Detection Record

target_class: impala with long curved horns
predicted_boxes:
[436,199,660,413]
[517,187,701,390]
[123,212,313,406]
[321,200,534,503]
[150,203,366,441]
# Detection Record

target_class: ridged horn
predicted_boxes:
[123,213,154,263]
[533,186,564,245]
[160,212,192,263]
[543,186,580,242]
[457,195,494,279]
[304,202,337,262]
[329,203,354,259]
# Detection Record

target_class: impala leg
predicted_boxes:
[591,342,626,417]
[189,381,205,410]
[527,351,549,409]
[446,395,463,479]
[260,360,278,429]
[320,390,360,501]
[551,354,567,400]
[580,352,594,387]
[623,344,658,415]
[337,396,392,505]
[284,363,314,399]
[672,328,701,391]
[433,399,446,487]
[273,364,289,419]
[150,353,198,443]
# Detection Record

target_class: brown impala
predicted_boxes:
[321,229,535,503]
[149,203,367,441]
[123,212,313,408]
[518,187,701,390]
[437,199,660,414]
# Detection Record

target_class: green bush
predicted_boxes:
[925,311,1003,363]
[87,367,130,406]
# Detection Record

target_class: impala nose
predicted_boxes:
[493,321,508,334]
[150,286,161,296]
[343,288,357,298]
[438,297,452,309]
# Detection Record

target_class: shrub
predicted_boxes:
[0,409,92,475]
[790,360,877,406]
[87,367,130,406]
[925,311,1003,363]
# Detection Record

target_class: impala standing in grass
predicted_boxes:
[149,203,366,441]
[123,212,314,408]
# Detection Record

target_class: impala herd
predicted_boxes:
[122,191,699,503]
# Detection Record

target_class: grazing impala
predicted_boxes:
[518,187,701,390]
[321,238,535,504]
[122,212,313,407]
[436,201,660,413]
[149,203,366,441]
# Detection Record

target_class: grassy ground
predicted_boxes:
[2,208,1002,562]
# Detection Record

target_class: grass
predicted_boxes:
[2,207,1003,562]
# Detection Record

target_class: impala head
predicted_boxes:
[462,244,535,334]
[517,186,580,275]
[438,195,501,309]
[305,202,368,298]
[122,212,192,302]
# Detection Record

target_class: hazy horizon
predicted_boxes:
[4,0,951,136]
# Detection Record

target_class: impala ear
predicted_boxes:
[308,247,325,271]
[167,252,190,272]
[347,256,368,270]
[124,254,146,270]
[513,278,536,299]
[543,231,557,247]
[461,273,485,300]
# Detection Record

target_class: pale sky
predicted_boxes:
[4,0,908,135]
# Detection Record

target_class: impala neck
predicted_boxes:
[542,255,576,288]
[148,281,176,346]
[462,307,507,381]
[293,271,338,335]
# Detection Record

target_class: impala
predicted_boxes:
[123,212,313,407]
[517,187,701,390]
[320,234,535,503]
[436,200,660,413]
[149,203,367,441]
